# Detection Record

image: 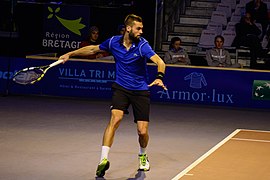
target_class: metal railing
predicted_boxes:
[154,0,189,51]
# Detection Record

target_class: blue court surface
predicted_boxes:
[1,95,270,180]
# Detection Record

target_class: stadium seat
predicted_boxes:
[221,29,236,49]
[197,29,217,49]
[216,3,232,18]
[221,0,236,10]
[230,12,241,23]
[238,0,250,5]
[226,21,237,31]
[234,3,245,16]
[210,11,227,27]
[207,21,223,35]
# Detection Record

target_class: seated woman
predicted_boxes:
[164,37,191,65]
[206,35,242,68]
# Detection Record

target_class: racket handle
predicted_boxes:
[49,60,64,68]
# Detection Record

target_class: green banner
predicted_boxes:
[253,80,270,100]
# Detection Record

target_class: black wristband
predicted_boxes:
[156,72,165,80]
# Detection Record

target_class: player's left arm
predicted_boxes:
[148,54,167,90]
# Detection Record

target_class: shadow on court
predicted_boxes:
[127,171,146,180]
[95,170,145,180]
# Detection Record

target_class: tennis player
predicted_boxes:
[59,14,167,177]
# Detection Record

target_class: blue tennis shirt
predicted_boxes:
[99,35,156,90]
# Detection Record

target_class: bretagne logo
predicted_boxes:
[47,6,86,36]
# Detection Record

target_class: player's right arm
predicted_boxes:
[59,45,101,63]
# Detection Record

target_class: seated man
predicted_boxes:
[164,37,191,65]
[117,24,125,35]
[79,26,110,59]
[206,35,242,68]
[246,0,268,39]
[232,12,263,69]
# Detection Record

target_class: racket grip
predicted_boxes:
[49,59,64,68]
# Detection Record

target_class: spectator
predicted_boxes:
[80,26,100,46]
[117,24,125,35]
[79,26,110,59]
[206,35,242,68]
[245,0,268,38]
[164,37,191,65]
[232,12,263,69]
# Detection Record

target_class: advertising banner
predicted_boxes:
[2,57,270,109]
[0,57,9,94]
[8,58,115,99]
[148,66,270,109]
[42,4,90,54]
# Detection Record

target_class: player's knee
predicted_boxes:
[112,114,123,122]
[109,114,123,128]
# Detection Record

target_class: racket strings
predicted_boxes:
[13,63,58,85]
[13,68,45,85]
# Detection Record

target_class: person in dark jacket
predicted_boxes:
[232,12,263,69]
[246,0,268,38]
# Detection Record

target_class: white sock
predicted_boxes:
[139,147,146,155]
[100,146,110,163]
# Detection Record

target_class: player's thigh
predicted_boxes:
[131,91,150,122]
[111,84,130,114]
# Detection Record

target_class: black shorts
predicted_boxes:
[111,83,150,123]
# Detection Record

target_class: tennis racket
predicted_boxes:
[13,59,64,85]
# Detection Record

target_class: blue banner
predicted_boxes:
[0,57,9,94]
[148,66,270,109]
[1,56,270,109]
[42,60,115,98]
[42,4,90,53]
[8,58,115,99]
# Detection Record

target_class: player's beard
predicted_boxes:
[129,30,141,43]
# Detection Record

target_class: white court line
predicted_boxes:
[239,129,270,133]
[171,129,241,180]
[231,137,270,143]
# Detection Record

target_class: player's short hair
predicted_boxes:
[124,14,143,27]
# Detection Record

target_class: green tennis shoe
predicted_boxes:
[138,154,150,171]
[96,158,110,177]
